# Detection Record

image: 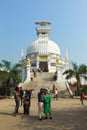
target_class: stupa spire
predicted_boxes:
[65,48,68,61]
[35,21,52,36]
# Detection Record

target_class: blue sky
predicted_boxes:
[0,0,87,65]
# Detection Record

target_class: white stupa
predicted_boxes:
[20,21,69,82]
[26,21,68,72]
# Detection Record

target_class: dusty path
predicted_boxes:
[0,97,87,130]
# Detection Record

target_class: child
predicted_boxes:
[54,88,58,100]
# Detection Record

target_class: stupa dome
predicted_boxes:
[27,39,61,55]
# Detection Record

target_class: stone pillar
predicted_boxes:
[48,56,50,72]
[37,56,39,69]
[22,66,25,82]
[21,60,26,82]
[56,65,63,81]
[56,58,63,81]
[24,58,31,83]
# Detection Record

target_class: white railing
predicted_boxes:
[65,82,73,98]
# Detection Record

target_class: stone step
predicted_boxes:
[19,72,71,98]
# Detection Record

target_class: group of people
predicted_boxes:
[38,85,59,120]
[12,85,59,121]
[13,87,32,116]
[38,88,52,120]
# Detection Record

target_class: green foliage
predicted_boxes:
[0,60,22,95]
[82,85,87,94]
[63,62,87,90]
[0,86,6,95]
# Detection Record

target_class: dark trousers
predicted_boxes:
[54,94,58,99]
[24,104,30,115]
[20,97,22,106]
[14,101,20,114]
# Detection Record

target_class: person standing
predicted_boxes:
[23,90,31,115]
[33,69,36,77]
[54,88,58,100]
[80,91,85,105]
[43,89,52,119]
[20,87,23,106]
[38,88,44,120]
[13,87,20,116]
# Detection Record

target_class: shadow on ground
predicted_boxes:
[18,107,87,130]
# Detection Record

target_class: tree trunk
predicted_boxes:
[76,80,81,95]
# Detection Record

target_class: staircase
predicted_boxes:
[19,72,72,98]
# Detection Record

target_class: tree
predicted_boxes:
[0,60,22,95]
[63,62,87,92]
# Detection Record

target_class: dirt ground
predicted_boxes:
[0,97,87,130]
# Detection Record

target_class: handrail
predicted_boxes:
[65,82,73,98]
